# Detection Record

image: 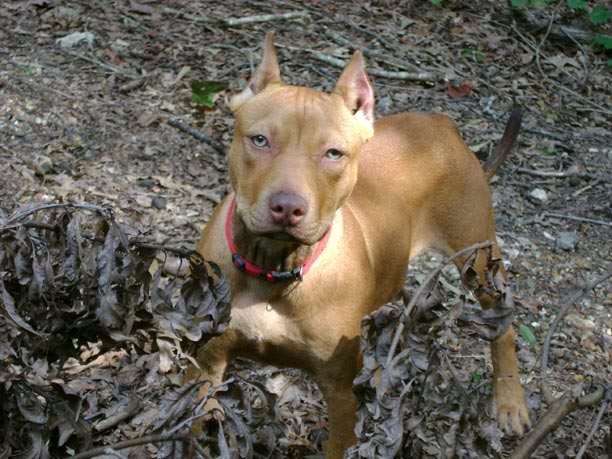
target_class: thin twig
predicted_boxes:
[1,203,111,230]
[386,241,493,366]
[534,13,556,85]
[69,432,190,459]
[561,27,590,89]
[543,212,612,227]
[576,397,610,459]
[324,30,426,75]
[540,266,612,403]
[62,51,140,79]
[305,49,438,82]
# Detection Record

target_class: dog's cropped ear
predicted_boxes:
[229,32,282,111]
[333,51,374,125]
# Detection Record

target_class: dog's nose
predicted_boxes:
[269,192,308,227]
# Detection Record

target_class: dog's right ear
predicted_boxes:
[229,32,282,111]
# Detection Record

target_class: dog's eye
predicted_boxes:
[250,135,269,148]
[324,149,344,161]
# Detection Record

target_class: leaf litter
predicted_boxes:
[0,0,610,457]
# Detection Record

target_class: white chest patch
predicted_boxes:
[229,299,302,346]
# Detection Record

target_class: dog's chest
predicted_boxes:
[230,295,303,347]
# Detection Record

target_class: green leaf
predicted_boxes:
[532,0,555,6]
[472,370,482,384]
[511,0,530,7]
[518,324,537,346]
[567,0,587,10]
[430,0,443,5]
[608,58,612,67]
[590,5,612,25]
[191,80,227,108]
[593,35,612,50]
[461,47,486,62]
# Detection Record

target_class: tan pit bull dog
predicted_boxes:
[186,32,530,458]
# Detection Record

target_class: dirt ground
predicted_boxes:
[0,1,610,458]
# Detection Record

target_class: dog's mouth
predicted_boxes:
[237,204,330,246]
[245,219,328,246]
[259,231,301,242]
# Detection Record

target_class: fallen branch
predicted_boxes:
[543,212,612,227]
[576,395,610,459]
[509,386,605,459]
[70,432,190,459]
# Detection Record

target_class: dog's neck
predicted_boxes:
[231,213,314,273]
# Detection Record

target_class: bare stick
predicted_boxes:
[167,117,226,158]
[70,433,190,459]
[307,50,438,82]
[62,50,140,79]
[162,10,309,27]
[576,397,610,459]
[510,387,605,459]
[534,13,556,85]
[386,241,493,366]
[223,11,308,26]
[543,212,612,228]
[541,266,612,403]
[515,167,593,179]
[94,397,141,432]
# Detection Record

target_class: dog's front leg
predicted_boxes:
[318,377,358,459]
[184,330,240,429]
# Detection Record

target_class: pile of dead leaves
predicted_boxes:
[0,203,231,457]
[349,253,517,459]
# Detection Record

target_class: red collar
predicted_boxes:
[224,198,332,282]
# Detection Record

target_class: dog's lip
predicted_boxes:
[257,230,301,242]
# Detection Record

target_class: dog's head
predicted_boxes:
[229,33,374,244]
[228,32,374,245]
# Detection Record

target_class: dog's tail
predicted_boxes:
[483,108,523,179]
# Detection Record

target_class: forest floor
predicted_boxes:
[0,1,610,458]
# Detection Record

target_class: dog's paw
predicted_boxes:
[493,385,530,435]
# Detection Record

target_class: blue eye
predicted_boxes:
[250,135,269,148]
[324,149,344,160]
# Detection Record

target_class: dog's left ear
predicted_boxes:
[230,32,282,111]
[333,51,374,125]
